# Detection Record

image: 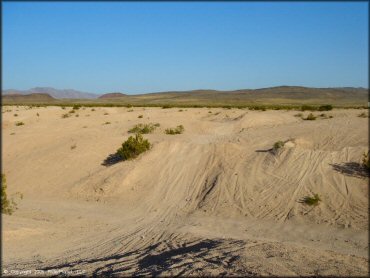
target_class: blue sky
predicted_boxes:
[3,1,368,94]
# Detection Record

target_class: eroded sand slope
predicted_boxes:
[2,106,369,276]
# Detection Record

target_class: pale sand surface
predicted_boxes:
[2,106,369,276]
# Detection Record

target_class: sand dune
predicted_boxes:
[2,106,368,276]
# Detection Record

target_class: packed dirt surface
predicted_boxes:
[2,106,369,276]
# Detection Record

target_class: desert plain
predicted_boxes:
[2,105,369,276]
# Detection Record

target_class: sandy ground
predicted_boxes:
[2,106,369,276]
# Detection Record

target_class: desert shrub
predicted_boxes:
[104,112,109,115]
[62,113,70,118]
[36,113,39,117]
[303,113,316,120]
[73,104,81,110]
[208,111,212,113]
[61,106,66,110]
[273,141,285,150]
[362,151,370,169]
[358,112,369,118]
[75,114,79,117]
[71,144,76,150]
[318,105,333,111]
[302,193,321,206]
[1,174,19,215]
[69,110,75,114]
[138,115,143,118]
[91,108,96,111]
[165,125,184,135]
[178,109,183,112]
[162,105,171,109]
[128,109,134,112]
[103,122,111,125]
[116,133,151,161]
[153,123,160,127]
[10,133,15,135]
[128,123,158,134]
[301,105,316,111]
[14,114,18,117]
[15,121,24,126]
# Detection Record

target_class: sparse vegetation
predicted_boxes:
[162,105,171,109]
[178,109,183,112]
[36,113,40,117]
[104,112,109,115]
[103,122,111,125]
[73,104,81,110]
[318,105,333,111]
[303,113,317,120]
[273,140,285,150]
[116,133,151,161]
[15,121,24,126]
[75,114,79,117]
[69,110,75,114]
[128,123,159,134]
[91,108,95,111]
[62,113,70,118]
[294,113,303,117]
[1,174,21,215]
[138,115,143,118]
[358,112,369,118]
[128,109,134,112]
[14,114,18,117]
[362,151,370,169]
[71,144,77,150]
[165,125,184,135]
[302,193,321,206]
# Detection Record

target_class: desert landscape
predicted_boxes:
[2,104,369,276]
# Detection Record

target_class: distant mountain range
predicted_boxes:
[2,87,99,99]
[2,86,368,106]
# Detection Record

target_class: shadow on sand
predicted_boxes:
[101,153,122,166]
[330,162,369,178]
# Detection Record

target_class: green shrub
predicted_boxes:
[1,174,18,215]
[318,105,333,111]
[116,134,151,161]
[165,125,184,135]
[138,115,143,118]
[273,141,285,150]
[128,123,158,134]
[362,151,370,169]
[15,121,24,126]
[303,113,316,120]
[302,193,321,206]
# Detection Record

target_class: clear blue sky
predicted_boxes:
[3,1,368,94]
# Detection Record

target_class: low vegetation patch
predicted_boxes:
[165,125,184,135]
[69,110,75,114]
[70,144,77,150]
[128,123,159,134]
[138,115,143,118]
[318,105,333,111]
[104,112,109,115]
[1,174,22,215]
[303,113,317,121]
[116,133,151,161]
[302,193,321,206]
[15,121,24,126]
[14,114,18,117]
[103,121,111,125]
[62,113,70,118]
[363,151,370,170]
[358,112,369,118]
[73,104,81,110]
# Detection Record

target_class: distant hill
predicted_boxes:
[2,93,56,103]
[99,92,127,99]
[3,87,99,99]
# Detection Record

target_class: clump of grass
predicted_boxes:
[62,113,70,118]
[273,140,285,150]
[14,114,18,117]
[318,105,333,111]
[103,121,111,125]
[303,113,316,121]
[208,111,212,113]
[178,109,183,112]
[36,113,39,117]
[61,106,66,110]
[116,133,151,161]
[104,112,109,115]
[165,125,184,135]
[10,133,15,135]
[128,123,158,134]
[153,123,160,127]
[69,110,75,114]
[83,126,87,128]
[1,174,21,215]
[162,105,171,109]
[362,151,370,169]
[73,104,81,110]
[15,121,24,126]
[91,108,96,111]
[302,193,321,206]
[128,109,134,112]
[138,115,143,118]
[75,114,79,117]
[71,144,77,150]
